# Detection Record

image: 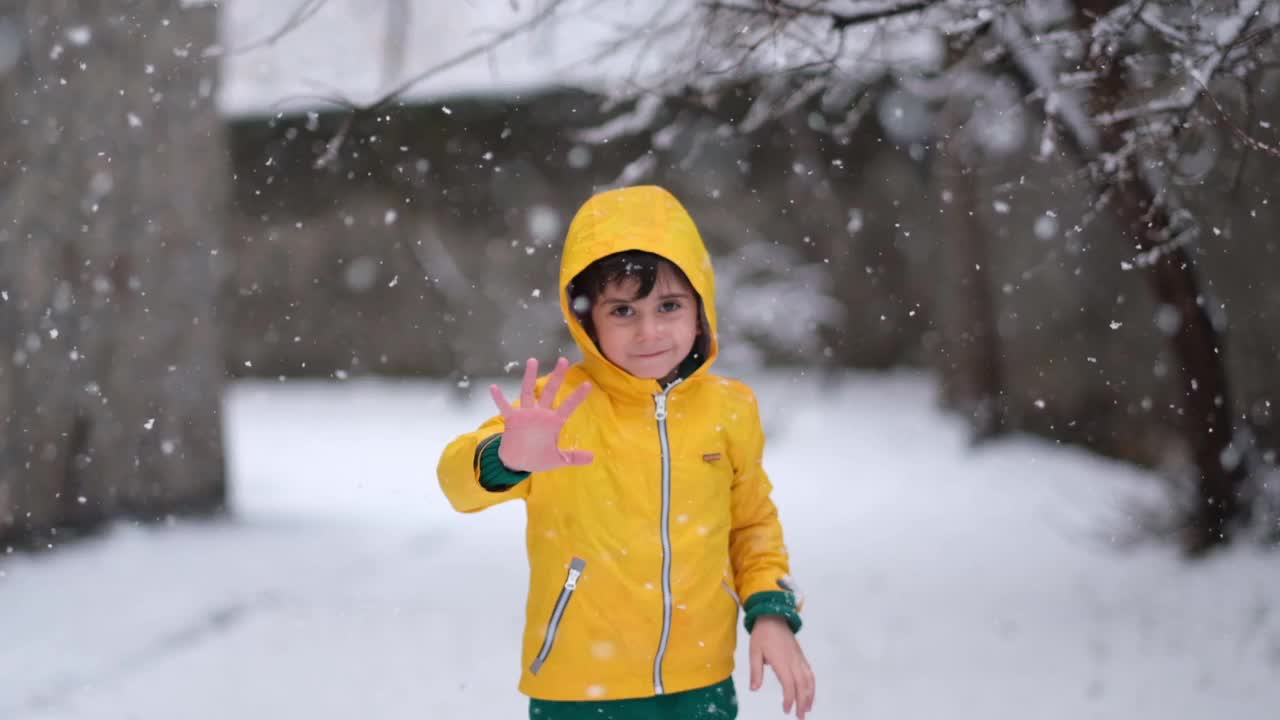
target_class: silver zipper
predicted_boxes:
[652,379,682,694]
[530,557,586,675]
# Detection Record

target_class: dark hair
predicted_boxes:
[567,250,696,338]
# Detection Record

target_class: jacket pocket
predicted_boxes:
[530,557,586,675]
[722,577,742,608]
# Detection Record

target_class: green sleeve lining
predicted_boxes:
[474,434,531,491]
[743,590,802,634]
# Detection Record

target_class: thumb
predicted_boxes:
[750,638,764,692]
[562,449,594,466]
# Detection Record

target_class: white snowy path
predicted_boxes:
[2,372,1277,719]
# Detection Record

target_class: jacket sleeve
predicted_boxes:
[438,414,532,513]
[727,386,803,632]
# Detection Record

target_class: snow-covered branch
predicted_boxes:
[995,13,1099,154]
[1096,0,1266,126]
[1138,5,1194,47]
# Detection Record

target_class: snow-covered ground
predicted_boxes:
[2,371,1277,719]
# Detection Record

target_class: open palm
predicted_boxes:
[490,357,593,473]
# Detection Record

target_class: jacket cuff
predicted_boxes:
[474,434,531,491]
[743,590,802,634]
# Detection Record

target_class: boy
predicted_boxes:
[438,185,815,719]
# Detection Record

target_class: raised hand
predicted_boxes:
[489,357,593,473]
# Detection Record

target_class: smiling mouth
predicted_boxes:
[633,350,670,359]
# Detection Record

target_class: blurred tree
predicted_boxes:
[931,41,1007,441]
[0,0,229,546]
[632,0,1277,553]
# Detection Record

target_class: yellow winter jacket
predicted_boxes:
[437,185,796,702]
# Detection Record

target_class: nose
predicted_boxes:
[636,313,663,341]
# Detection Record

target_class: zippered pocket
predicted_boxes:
[722,578,742,609]
[530,557,586,675]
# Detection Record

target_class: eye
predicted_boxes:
[659,300,683,312]
[609,305,634,318]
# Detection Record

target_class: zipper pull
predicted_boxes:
[565,557,586,590]
[654,393,668,421]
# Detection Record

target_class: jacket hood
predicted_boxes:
[559,185,719,398]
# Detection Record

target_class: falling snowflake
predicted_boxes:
[66,26,92,46]
[846,208,864,235]
[1034,213,1058,240]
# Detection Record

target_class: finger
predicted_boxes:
[774,661,796,715]
[806,667,817,716]
[489,384,513,416]
[554,381,592,419]
[750,641,764,692]
[797,661,815,717]
[539,357,570,409]
[519,358,538,409]
[560,449,594,466]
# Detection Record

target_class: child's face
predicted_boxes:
[590,264,700,381]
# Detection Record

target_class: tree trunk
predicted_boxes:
[0,1,229,547]
[1068,0,1246,553]
[931,76,1006,441]
[933,161,1005,439]
[1087,155,1244,553]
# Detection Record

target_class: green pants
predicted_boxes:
[529,677,737,719]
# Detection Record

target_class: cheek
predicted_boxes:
[681,314,700,339]
[595,322,626,351]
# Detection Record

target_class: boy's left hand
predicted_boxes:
[750,616,815,718]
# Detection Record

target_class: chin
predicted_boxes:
[625,361,675,380]
[627,368,665,380]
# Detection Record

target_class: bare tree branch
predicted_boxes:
[313,112,357,170]
[300,0,572,166]
[1195,74,1280,160]
[368,0,571,110]
[225,0,330,57]
[703,0,942,30]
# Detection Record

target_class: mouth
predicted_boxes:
[632,349,670,360]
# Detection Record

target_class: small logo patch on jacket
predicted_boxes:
[702,452,722,463]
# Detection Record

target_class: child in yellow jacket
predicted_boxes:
[438,185,814,719]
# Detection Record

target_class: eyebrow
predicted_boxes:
[600,291,691,304]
